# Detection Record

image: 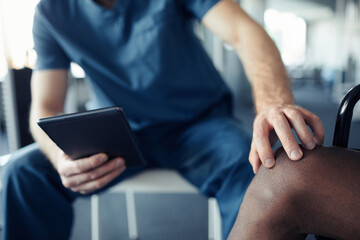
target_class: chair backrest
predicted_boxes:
[316,84,360,240]
[333,84,360,148]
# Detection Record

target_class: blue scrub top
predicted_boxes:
[33,0,232,130]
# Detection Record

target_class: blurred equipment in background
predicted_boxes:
[0,0,39,153]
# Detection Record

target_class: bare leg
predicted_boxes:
[228,146,360,240]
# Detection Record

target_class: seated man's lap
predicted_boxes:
[135,114,254,238]
[137,115,253,195]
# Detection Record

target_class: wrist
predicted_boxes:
[255,100,294,113]
[40,144,63,171]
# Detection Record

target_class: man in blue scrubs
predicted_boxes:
[1,0,325,239]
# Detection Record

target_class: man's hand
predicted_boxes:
[201,0,325,173]
[249,105,325,174]
[56,151,126,194]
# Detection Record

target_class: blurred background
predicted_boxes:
[0,0,359,239]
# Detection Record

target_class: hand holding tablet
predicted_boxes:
[37,106,145,167]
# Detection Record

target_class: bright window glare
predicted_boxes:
[0,0,39,72]
[0,17,7,79]
[264,9,307,66]
[0,0,85,79]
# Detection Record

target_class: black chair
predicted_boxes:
[333,84,360,148]
[315,84,360,240]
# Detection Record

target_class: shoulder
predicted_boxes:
[35,0,75,20]
[174,0,222,20]
[34,0,79,30]
[36,0,70,11]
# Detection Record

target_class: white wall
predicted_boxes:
[306,18,346,70]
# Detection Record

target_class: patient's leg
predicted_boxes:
[228,146,360,240]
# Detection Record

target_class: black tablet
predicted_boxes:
[37,106,145,167]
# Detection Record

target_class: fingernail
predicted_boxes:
[265,159,275,168]
[290,150,302,160]
[305,141,316,150]
[116,159,123,167]
[99,154,107,162]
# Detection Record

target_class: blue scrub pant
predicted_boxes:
[1,107,254,240]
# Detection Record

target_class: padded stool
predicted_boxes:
[91,169,222,240]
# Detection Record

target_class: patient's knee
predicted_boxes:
[251,147,309,198]
[242,146,331,220]
[232,145,360,239]
[255,145,338,192]
[231,147,318,237]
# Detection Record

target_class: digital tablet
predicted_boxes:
[37,106,145,167]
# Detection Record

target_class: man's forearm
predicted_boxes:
[232,19,293,112]
[202,0,325,171]
[30,107,63,169]
[29,69,69,169]
[202,0,293,111]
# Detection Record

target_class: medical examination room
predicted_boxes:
[0,0,359,239]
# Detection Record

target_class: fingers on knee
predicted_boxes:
[247,147,314,206]
[250,146,329,205]
[261,145,323,182]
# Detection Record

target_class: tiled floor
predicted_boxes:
[71,193,208,240]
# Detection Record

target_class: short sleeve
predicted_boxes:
[32,4,70,70]
[179,0,221,20]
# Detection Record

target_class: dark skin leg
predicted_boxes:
[228,146,360,240]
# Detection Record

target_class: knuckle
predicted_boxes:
[89,173,98,180]
[250,140,256,149]
[248,150,254,160]
[303,128,313,137]
[253,117,266,129]
[271,113,284,123]
[255,113,267,123]
[91,157,101,168]
[302,135,313,144]
[253,121,269,136]
[58,168,66,176]
[312,115,321,122]
[253,129,263,140]
[268,107,281,116]
[286,109,301,120]
[253,120,260,130]
[62,179,75,188]
[74,164,82,173]
[61,179,70,188]
[249,156,256,166]
[58,168,70,177]
[253,116,262,128]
